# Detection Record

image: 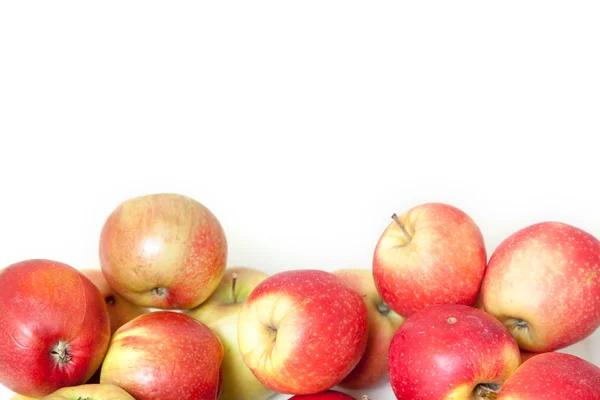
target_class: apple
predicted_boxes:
[237,269,369,395]
[41,384,135,400]
[100,311,223,400]
[481,221,600,352]
[497,352,600,399]
[373,202,487,317]
[388,304,521,399]
[81,269,148,333]
[332,268,404,389]
[99,192,227,310]
[9,396,37,400]
[289,390,368,399]
[187,267,274,400]
[0,259,111,398]
[519,351,537,364]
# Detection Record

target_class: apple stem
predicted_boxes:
[50,341,72,367]
[231,273,238,304]
[475,383,501,400]
[391,213,412,240]
[377,302,391,316]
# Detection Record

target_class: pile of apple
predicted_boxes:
[1,193,600,400]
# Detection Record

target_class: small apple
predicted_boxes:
[388,304,521,399]
[0,260,111,398]
[187,267,274,400]
[237,269,369,395]
[100,311,223,400]
[289,390,368,399]
[481,221,600,352]
[99,192,227,310]
[41,384,135,400]
[332,268,404,389]
[497,352,600,399]
[373,202,487,317]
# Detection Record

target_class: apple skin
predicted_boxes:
[41,384,135,400]
[289,390,361,399]
[99,193,227,310]
[100,311,223,400]
[481,221,600,352]
[237,269,369,395]
[187,267,274,400]
[519,351,537,364]
[373,202,487,317]
[0,260,111,398]
[81,269,148,334]
[332,268,404,389]
[497,352,600,399]
[388,304,521,400]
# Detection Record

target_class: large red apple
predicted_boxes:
[497,352,600,399]
[481,221,600,352]
[333,268,404,389]
[373,202,487,317]
[99,193,227,310]
[41,384,135,400]
[100,311,223,400]
[289,390,367,399]
[0,260,111,398]
[388,304,521,399]
[237,269,369,395]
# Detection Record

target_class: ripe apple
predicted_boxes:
[332,268,404,389]
[388,304,521,399]
[81,269,148,333]
[41,384,135,400]
[481,221,600,352]
[497,352,600,399]
[373,202,487,317]
[237,269,369,395]
[289,390,367,399]
[187,267,274,400]
[0,259,111,398]
[520,351,537,363]
[99,192,227,310]
[100,311,223,400]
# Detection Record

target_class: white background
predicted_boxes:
[1,1,599,399]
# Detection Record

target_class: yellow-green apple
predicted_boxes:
[332,268,404,389]
[100,311,223,400]
[388,304,521,399]
[99,192,227,310]
[289,391,367,399]
[0,260,111,398]
[41,384,135,400]
[481,221,600,352]
[187,267,274,400]
[373,202,487,317]
[497,352,600,399]
[81,269,148,333]
[237,269,369,395]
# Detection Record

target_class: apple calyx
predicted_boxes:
[150,287,167,297]
[50,340,72,367]
[105,295,116,305]
[76,397,92,400]
[391,213,412,243]
[474,383,501,400]
[231,272,239,304]
[377,301,391,316]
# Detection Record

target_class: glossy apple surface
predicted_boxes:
[238,269,369,395]
[41,384,135,400]
[373,202,487,317]
[497,352,600,399]
[187,267,273,400]
[99,193,227,309]
[0,260,111,398]
[388,304,521,399]
[333,268,404,389]
[100,311,223,400]
[481,221,600,352]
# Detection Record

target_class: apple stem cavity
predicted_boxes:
[231,272,239,304]
[377,301,391,316]
[514,318,528,329]
[391,213,412,242]
[150,287,167,297]
[50,340,72,367]
[474,383,501,400]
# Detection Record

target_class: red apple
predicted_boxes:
[497,352,600,399]
[0,260,111,398]
[481,221,600,352]
[333,268,404,389]
[41,384,135,400]
[237,269,369,395]
[373,202,487,317]
[99,192,227,310]
[81,269,148,333]
[100,311,223,400]
[388,304,521,399]
[519,351,537,364]
[289,390,366,399]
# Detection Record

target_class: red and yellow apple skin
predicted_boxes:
[238,269,369,395]
[100,311,223,400]
[497,352,600,399]
[373,202,487,317]
[289,390,362,399]
[481,221,600,352]
[0,260,111,398]
[333,268,404,389]
[388,304,521,400]
[99,193,227,310]
[41,384,135,400]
